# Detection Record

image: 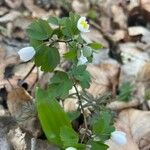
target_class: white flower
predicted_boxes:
[111,131,127,145]
[18,47,36,62]
[65,147,77,150]
[77,51,88,65]
[77,17,90,33]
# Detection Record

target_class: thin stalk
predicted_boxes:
[73,84,88,143]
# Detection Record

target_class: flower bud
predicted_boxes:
[77,51,88,65]
[18,47,35,62]
[111,130,127,145]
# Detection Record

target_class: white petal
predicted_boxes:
[77,16,90,33]
[18,47,35,62]
[78,53,88,66]
[111,131,127,145]
[65,147,77,150]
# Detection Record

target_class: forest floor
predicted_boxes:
[0,0,150,150]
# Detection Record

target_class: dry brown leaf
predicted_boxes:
[111,5,127,29]
[141,0,150,13]
[106,109,150,150]
[87,63,120,97]
[0,11,21,23]
[5,0,22,9]
[0,7,8,16]
[72,0,90,16]
[7,87,41,137]
[23,0,54,18]
[119,43,149,81]
[7,87,33,117]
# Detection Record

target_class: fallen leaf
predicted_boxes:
[87,63,120,97]
[106,109,150,150]
[0,11,21,23]
[72,0,90,16]
[5,0,22,9]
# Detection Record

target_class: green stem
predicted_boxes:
[73,84,88,143]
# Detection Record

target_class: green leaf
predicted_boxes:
[48,17,60,25]
[88,42,103,51]
[63,49,77,61]
[30,39,43,50]
[92,111,114,141]
[69,65,91,89]
[48,71,73,98]
[82,46,93,57]
[67,111,80,121]
[36,88,72,147]
[144,89,150,100]
[60,126,79,148]
[88,10,98,19]
[27,19,53,40]
[34,45,60,72]
[91,141,109,150]
[60,126,85,149]
[61,13,80,37]
[118,82,133,102]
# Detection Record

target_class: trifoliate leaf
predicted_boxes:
[69,65,91,89]
[92,111,114,142]
[48,17,60,25]
[49,71,73,99]
[27,19,53,40]
[34,45,60,72]
[61,13,80,37]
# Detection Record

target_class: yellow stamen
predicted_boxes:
[80,20,88,29]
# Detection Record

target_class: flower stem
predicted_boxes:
[73,84,88,143]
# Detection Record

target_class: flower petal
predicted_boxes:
[111,130,127,145]
[77,16,90,33]
[18,47,36,62]
[77,52,88,66]
[65,147,77,150]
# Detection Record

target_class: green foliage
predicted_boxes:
[27,13,110,150]
[69,65,91,89]
[48,71,73,99]
[88,42,103,52]
[92,111,114,142]
[36,88,82,148]
[67,111,80,121]
[27,19,53,40]
[82,46,93,57]
[91,141,109,150]
[60,126,85,149]
[88,10,99,19]
[48,17,60,26]
[64,49,77,61]
[61,13,80,37]
[144,89,150,100]
[118,82,133,102]
[34,45,60,72]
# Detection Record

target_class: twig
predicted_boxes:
[20,64,36,84]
